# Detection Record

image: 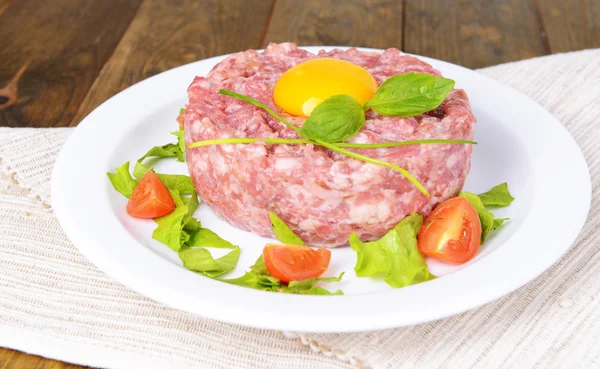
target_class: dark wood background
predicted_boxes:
[0,0,598,366]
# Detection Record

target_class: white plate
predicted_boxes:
[52,47,591,333]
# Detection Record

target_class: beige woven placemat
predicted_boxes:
[1,49,599,369]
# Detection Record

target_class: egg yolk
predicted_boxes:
[273,58,378,117]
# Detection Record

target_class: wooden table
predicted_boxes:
[0,0,598,366]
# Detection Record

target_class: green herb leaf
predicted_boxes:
[493,218,509,230]
[188,228,236,248]
[133,162,195,195]
[249,255,268,274]
[459,192,495,243]
[269,211,303,245]
[107,162,138,198]
[221,255,343,295]
[365,73,455,117]
[179,108,186,115]
[153,204,189,251]
[284,272,344,295]
[179,244,240,278]
[478,182,514,207]
[138,132,186,163]
[172,130,186,153]
[299,95,365,143]
[350,213,434,288]
[222,271,283,292]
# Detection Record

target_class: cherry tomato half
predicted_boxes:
[263,244,331,283]
[417,197,482,264]
[127,170,176,219]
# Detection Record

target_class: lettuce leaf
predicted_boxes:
[106,161,137,198]
[350,213,434,288]
[493,218,509,230]
[221,255,343,295]
[152,190,190,251]
[477,182,514,207]
[460,182,514,243]
[459,192,495,242]
[179,244,240,278]
[172,130,186,153]
[284,273,344,295]
[269,211,303,245]
[133,162,195,195]
[137,132,185,163]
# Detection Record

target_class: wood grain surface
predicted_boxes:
[536,0,600,52]
[264,0,404,49]
[70,0,274,126]
[0,0,141,127]
[404,0,549,69]
[0,0,598,367]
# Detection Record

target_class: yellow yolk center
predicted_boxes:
[273,58,378,117]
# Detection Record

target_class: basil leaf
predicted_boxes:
[478,182,514,207]
[350,213,434,288]
[179,244,240,278]
[459,192,495,243]
[365,73,455,117]
[269,211,303,245]
[107,161,137,198]
[133,162,195,195]
[493,218,509,230]
[299,94,365,143]
[284,272,344,295]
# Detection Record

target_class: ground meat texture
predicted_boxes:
[184,43,476,247]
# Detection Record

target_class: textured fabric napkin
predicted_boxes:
[1,49,599,369]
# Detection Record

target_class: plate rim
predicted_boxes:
[51,46,592,333]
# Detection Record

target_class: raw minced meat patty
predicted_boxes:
[184,43,476,247]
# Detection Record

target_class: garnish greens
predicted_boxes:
[460,182,514,243]
[137,131,186,163]
[364,73,455,117]
[106,161,137,198]
[269,211,304,245]
[107,137,342,295]
[189,72,476,197]
[221,255,344,295]
[350,213,434,288]
[299,94,365,142]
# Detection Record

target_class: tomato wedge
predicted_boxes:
[418,196,482,264]
[263,244,331,283]
[127,170,175,218]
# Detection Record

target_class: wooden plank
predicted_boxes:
[0,0,142,127]
[263,0,403,49]
[0,347,84,369]
[536,0,600,53]
[404,0,549,69]
[0,1,11,17]
[70,0,274,126]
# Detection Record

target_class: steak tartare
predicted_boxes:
[184,43,476,247]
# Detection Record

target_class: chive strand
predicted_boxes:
[336,139,476,148]
[218,89,301,134]
[314,139,430,196]
[188,138,312,148]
